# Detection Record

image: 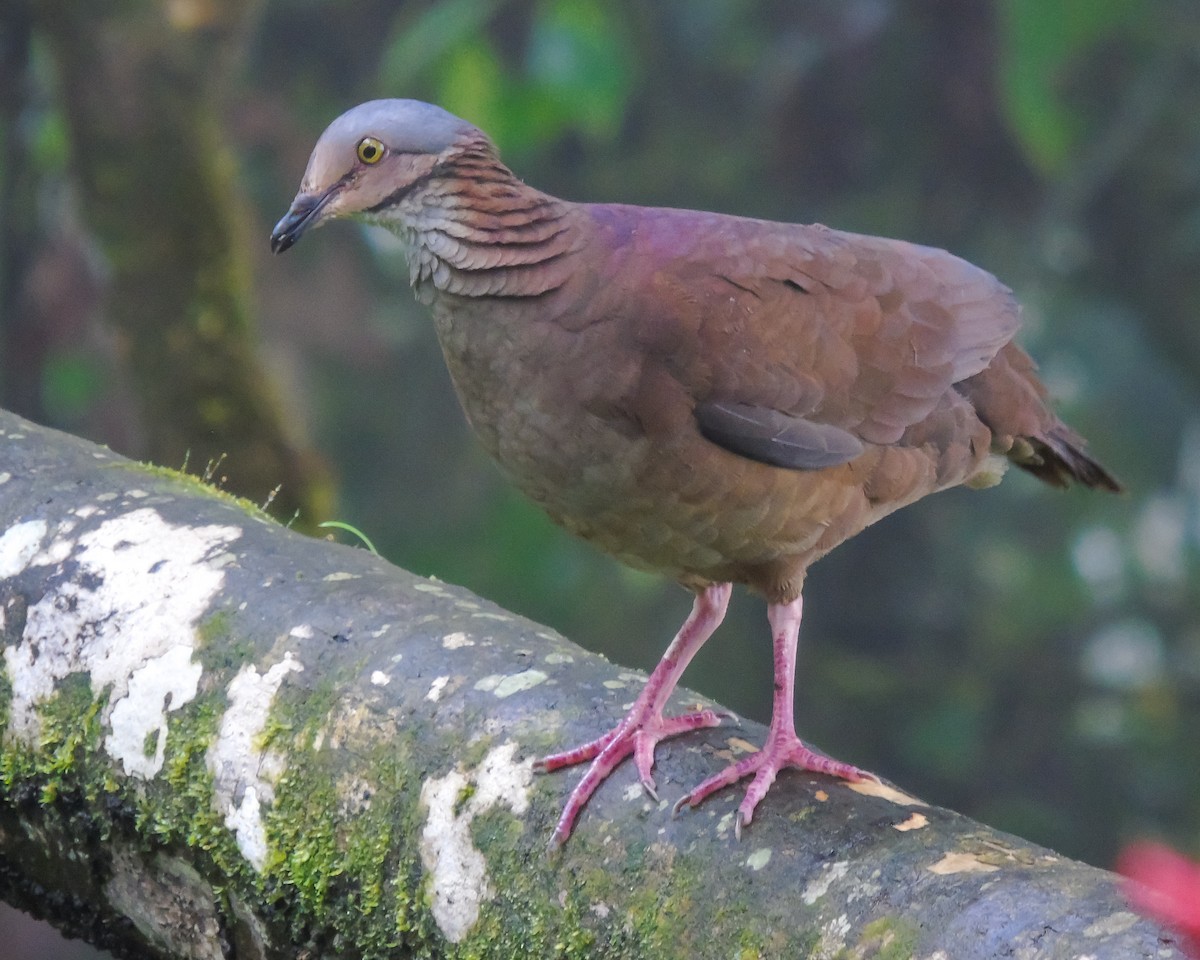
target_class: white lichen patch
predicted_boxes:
[289,624,314,639]
[1083,911,1138,937]
[426,676,450,701]
[419,741,533,943]
[745,847,772,871]
[544,652,574,665]
[413,581,453,597]
[491,669,547,698]
[803,860,850,905]
[442,631,474,649]
[0,519,48,578]
[323,571,359,582]
[370,670,391,686]
[0,471,11,484]
[107,645,203,778]
[207,653,304,871]
[813,913,852,960]
[3,508,241,778]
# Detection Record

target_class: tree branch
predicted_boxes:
[0,409,1183,959]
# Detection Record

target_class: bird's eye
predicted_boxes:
[356,137,385,164]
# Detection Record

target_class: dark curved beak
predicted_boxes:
[270,187,336,254]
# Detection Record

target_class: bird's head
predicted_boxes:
[270,99,480,254]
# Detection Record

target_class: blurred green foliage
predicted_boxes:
[3,0,1199,900]
[40,349,104,423]
[381,0,634,156]
[997,0,1144,174]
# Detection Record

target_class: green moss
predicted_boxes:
[841,917,920,960]
[193,611,258,674]
[108,460,275,523]
[264,769,340,909]
[257,729,434,959]
[259,673,341,752]
[457,735,496,770]
[0,674,106,824]
[0,660,12,740]
[141,692,246,870]
[196,610,234,648]
[17,674,103,784]
[454,782,477,816]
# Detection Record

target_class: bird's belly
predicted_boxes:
[459,375,870,587]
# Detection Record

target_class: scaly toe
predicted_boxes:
[674,731,874,835]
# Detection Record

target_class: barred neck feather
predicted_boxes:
[375,137,582,299]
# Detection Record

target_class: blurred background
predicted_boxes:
[2,0,1199,955]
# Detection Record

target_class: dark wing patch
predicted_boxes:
[695,400,864,470]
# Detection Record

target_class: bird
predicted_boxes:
[271,99,1120,847]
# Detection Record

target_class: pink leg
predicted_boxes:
[537,582,733,847]
[672,594,875,838]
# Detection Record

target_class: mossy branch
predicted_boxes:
[0,409,1184,960]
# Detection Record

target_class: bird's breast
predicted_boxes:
[424,288,876,590]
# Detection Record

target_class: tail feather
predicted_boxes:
[1020,426,1122,492]
[958,341,1121,493]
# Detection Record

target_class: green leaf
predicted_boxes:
[433,37,514,143]
[378,0,503,92]
[996,0,1143,174]
[318,521,379,555]
[526,0,635,139]
[41,350,105,423]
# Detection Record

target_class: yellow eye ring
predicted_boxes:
[356,137,385,164]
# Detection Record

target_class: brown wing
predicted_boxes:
[617,210,1021,457]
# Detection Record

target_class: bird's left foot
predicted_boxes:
[535,583,734,847]
[672,727,876,838]
[535,704,725,848]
